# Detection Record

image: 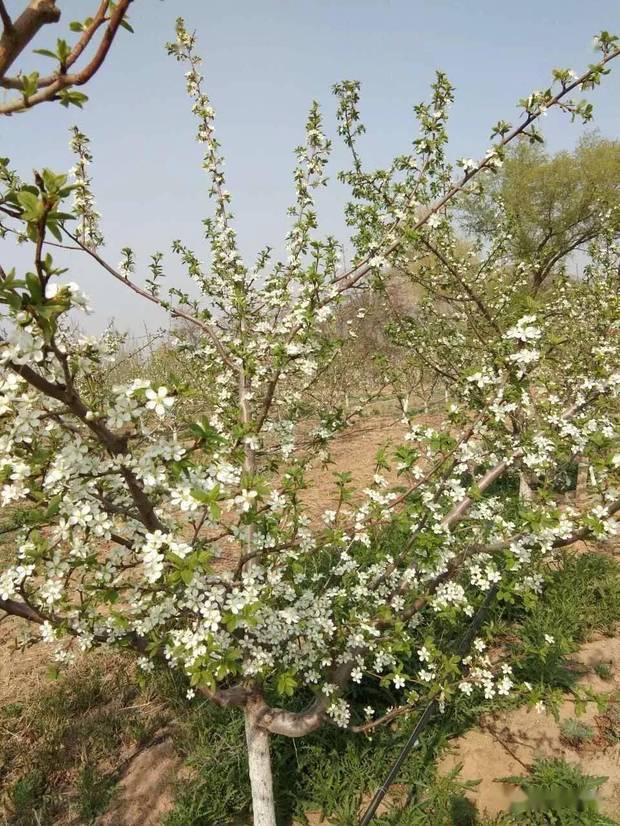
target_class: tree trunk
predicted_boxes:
[575,457,588,508]
[519,471,533,502]
[245,699,277,826]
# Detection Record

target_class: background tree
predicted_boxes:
[461,135,620,292]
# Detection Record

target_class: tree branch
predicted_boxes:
[0,596,44,624]
[0,0,132,115]
[0,1,13,34]
[348,704,412,733]
[330,45,620,299]
[8,358,164,533]
[1,0,109,89]
[418,234,503,335]
[0,0,60,78]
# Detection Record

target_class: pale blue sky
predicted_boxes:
[2,0,620,332]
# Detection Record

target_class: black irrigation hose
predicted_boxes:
[358,584,499,826]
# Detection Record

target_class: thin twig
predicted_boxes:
[62,226,237,371]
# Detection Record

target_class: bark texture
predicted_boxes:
[0,0,60,78]
[575,457,589,507]
[245,699,277,826]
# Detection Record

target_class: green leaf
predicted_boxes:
[190,484,220,505]
[188,419,224,448]
[47,222,62,242]
[21,71,40,97]
[209,502,222,521]
[58,89,88,109]
[44,496,62,518]
[25,272,43,303]
[56,38,70,64]
[16,190,40,220]
[33,48,58,59]
[276,672,297,696]
[224,613,240,632]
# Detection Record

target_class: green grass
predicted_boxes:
[75,762,117,822]
[504,552,620,695]
[0,652,170,825]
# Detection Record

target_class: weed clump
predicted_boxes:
[559,718,595,748]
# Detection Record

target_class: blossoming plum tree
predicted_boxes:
[0,20,619,825]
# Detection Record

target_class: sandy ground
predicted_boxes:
[302,412,408,517]
[96,738,184,826]
[438,634,620,817]
[0,616,53,708]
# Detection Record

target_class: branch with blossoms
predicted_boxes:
[329,32,620,295]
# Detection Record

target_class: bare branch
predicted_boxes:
[0,1,14,34]
[0,0,109,89]
[0,0,60,78]
[0,596,44,624]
